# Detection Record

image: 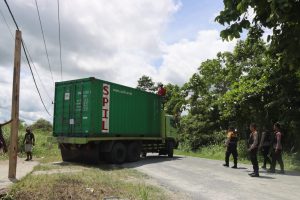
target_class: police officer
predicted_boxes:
[223,127,238,168]
[259,128,272,169]
[269,122,285,173]
[248,123,259,177]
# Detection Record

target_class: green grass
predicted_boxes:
[0,126,61,163]
[1,128,168,200]
[2,164,167,200]
[175,143,300,171]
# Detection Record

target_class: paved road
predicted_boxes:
[0,158,39,194]
[123,155,300,200]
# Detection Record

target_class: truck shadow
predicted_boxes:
[54,157,300,177]
[53,155,183,171]
[96,155,183,170]
[121,155,183,169]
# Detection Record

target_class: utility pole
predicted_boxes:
[8,30,22,179]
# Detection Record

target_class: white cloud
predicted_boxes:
[0,0,235,124]
[156,30,236,85]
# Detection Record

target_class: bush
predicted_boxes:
[31,118,52,132]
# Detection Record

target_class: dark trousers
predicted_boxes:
[225,145,238,166]
[271,149,284,171]
[261,146,271,167]
[249,148,259,174]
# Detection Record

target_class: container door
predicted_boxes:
[60,85,72,136]
[73,82,91,135]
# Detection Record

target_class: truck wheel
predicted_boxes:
[141,152,147,158]
[167,141,174,158]
[60,144,74,162]
[110,142,127,164]
[126,142,141,162]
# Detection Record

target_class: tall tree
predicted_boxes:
[215,0,300,70]
[136,75,156,92]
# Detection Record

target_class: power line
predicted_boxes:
[21,40,51,116]
[57,0,63,81]
[34,0,55,85]
[0,7,14,38]
[23,42,54,104]
[0,7,53,104]
[3,0,19,30]
[3,0,51,116]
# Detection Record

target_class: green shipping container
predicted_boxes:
[53,77,162,138]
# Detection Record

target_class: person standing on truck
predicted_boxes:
[248,123,259,177]
[157,84,166,96]
[23,127,35,161]
[258,128,272,169]
[0,120,12,154]
[157,84,166,108]
[269,122,285,174]
[223,127,238,168]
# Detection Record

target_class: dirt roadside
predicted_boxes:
[0,158,39,196]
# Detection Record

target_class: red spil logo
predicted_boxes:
[102,83,110,133]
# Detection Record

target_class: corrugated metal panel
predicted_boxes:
[53,77,161,138]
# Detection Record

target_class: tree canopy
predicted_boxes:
[215,0,300,70]
[136,1,300,152]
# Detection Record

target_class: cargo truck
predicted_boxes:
[53,77,178,164]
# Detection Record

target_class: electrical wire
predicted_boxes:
[0,7,14,38]
[34,0,55,85]
[2,1,53,104]
[0,7,53,104]
[23,42,54,104]
[57,0,63,81]
[4,0,51,116]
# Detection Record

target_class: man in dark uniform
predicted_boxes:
[223,127,238,168]
[248,123,259,177]
[259,128,272,169]
[269,122,285,173]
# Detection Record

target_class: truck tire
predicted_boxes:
[60,144,75,162]
[167,141,174,158]
[110,142,127,164]
[141,152,147,158]
[126,142,141,162]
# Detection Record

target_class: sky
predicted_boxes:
[0,0,237,124]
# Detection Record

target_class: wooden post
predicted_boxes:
[8,30,22,179]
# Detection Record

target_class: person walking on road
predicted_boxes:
[0,120,12,154]
[269,122,285,174]
[259,128,272,169]
[223,127,238,168]
[248,123,259,177]
[23,127,35,161]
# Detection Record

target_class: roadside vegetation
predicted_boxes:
[137,1,300,170]
[175,143,300,171]
[1,120,169,200]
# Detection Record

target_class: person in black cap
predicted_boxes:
[223,127,238,168]
[248,123,259,177]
